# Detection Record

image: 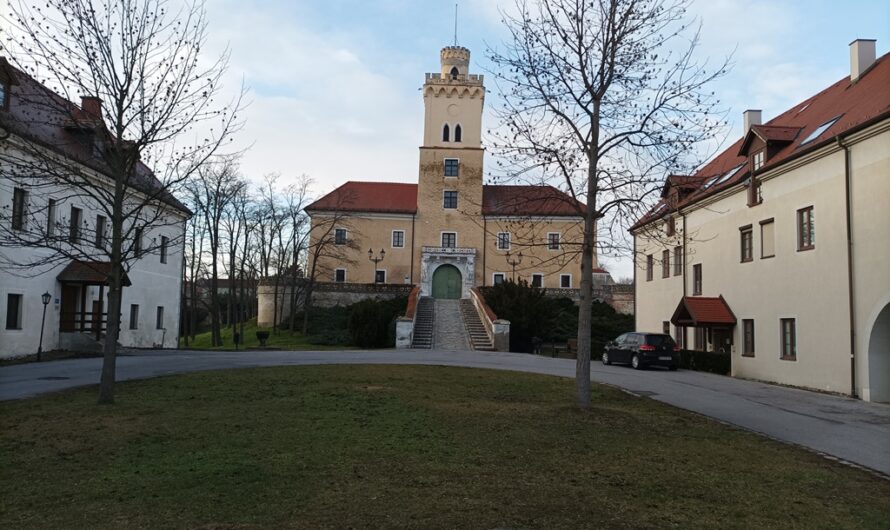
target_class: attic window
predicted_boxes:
[713,164,745,187]
[797,103,810,114]
[800,115,842,146]
[753,150,764,171]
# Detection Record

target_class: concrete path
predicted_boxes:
[432,299,470,351]
[1,348,888,477]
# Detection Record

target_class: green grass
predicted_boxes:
[183,319,352,350]
[2,365,889,529]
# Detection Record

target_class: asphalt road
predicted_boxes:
[2,348,888,477]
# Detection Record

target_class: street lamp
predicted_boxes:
[505,251,523,282]
[368,248,385,283]
[38,291,51,361]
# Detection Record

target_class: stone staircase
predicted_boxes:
[432,299,470,350]
[410,296,434,349]
[459,299,494,351]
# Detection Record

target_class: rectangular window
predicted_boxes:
[560,274,572,288]
[694,327,706,351]
[646,254,653,281]
[11,187,26,231]
[780,318,796,360]
[375,270,386,284]
[665,216,675,236]
[547,232,560,250]
[493,273,505,285]
[391,230,405,248]
[441,232,456,248]
[443,190,458,209]
[531,273,543,288]
[673,246,683,276]
[133,227,143,255]
[69,206,82,243]
[797,206,815,251]
[335,268,346,282]
[760,219,775,258]
[662,250,670,278]
[674,325,685,349]
[46,199,56,237]
[95,215,106,249]
[334,228,347,245]
[740,225,753,262]
[496,232,510,250]
[160,236,169,263]
[747,178,762,207]
[662,321,670,334]
[692,264,702,295]
[129,304,139,330]
[156,306,165,330]
[444,158,459,177]
[5,294,23,330]
[753,150,764,171]
[742,319,755,356]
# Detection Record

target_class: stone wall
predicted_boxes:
[541,284,635,315]
[257,280,413,327]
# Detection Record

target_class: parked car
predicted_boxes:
[602,332,679,370]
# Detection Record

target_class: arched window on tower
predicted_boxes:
[454,124,462,143]
[442,123,450,142]
[450,66,459,79]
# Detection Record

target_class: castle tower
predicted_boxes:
[415,46,487,297]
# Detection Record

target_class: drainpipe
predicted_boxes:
[681,212,688,298]
[837,135,857,397]
[409,213,416,285]
[482,217,487,286]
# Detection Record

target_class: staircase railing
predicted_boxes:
[396,286,421,348]
[469,288,510,352]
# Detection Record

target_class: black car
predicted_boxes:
[602,332,679,370]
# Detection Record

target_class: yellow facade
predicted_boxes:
[308,46,586,295]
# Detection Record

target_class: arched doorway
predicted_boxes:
[868,303,890,402]
[432,264,462,299]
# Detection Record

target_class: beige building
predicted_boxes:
[306,46,586,299]
[632,40,890,402]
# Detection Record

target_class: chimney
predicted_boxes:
[743,109,762,133]
[80,96,102,119]
[850,39,877,82]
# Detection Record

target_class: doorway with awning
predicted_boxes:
[671,295,737,353]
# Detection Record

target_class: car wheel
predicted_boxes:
[631,354,643,370]
[602,352,611,365]
[668,364,678,371]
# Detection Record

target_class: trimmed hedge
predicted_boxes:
[347,296,408,349]
[678,349,731,375]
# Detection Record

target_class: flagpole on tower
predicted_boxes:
[454,3,458,45]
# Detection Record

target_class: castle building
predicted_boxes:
[305,46,586,299]
[632,40,890,401]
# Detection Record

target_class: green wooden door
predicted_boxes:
[432,265,462,299]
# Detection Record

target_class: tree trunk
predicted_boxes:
[98,185,125,405]
[210,247,221,346]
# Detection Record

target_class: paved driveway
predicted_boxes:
[2,348,889,476]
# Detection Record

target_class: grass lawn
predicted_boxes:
[2,366,889,529]
[183,319,352,351]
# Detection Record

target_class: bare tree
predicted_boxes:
[488,0,728,407]
[0,0,244,403]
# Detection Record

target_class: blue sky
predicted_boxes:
[202,0,889,277]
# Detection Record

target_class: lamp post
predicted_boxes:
[505,251,523,282]
[38,291,51,362]
[368,248,385,283]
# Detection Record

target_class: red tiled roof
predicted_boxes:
[634,51,890,231]
[56,260,132,287]
[671,296,736,327]
[482,185,585,217]
[0,58,189,214]
[306,182,586,217]
[305,181,419,214]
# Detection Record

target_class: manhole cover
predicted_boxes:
[37,376,70,381]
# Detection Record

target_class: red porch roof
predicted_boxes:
[671,296,736,327]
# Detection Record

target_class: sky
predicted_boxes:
[5,0,888,278]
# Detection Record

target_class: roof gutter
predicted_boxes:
[836,134,857,398]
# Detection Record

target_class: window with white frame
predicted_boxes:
[335,268,346,282]
[753,150,765,171]
[160,236,169,263]
[5,293,23,330]
[443,190,458,209]
[156,306,165,330]
[547,232,560,250]
[375,270,386,284]
[392,230,405,248]
[444,158,459,177]
[334,228,347,245]
[441,232,456,248]
[531,273,543,288]
[492,273,505,285]
[560,274,572,288]
[496,232,510,250]
[46,198,56,237]
[11,187,26,231]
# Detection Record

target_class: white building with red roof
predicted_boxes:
[632,40,890,402]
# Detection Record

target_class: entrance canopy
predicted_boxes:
[57,260,131,287]
[671,295,736,327]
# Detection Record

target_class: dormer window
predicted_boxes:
[450,66,459,79]
[454,124,462,142]
[753,150,764,171]
[442,123,450,142]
